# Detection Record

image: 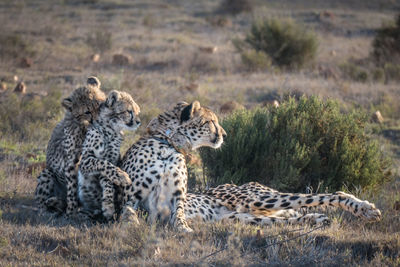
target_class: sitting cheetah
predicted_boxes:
[78,90,141,221]
[119,101,226,232]
[35,77,106,216]
[183,182,381,226]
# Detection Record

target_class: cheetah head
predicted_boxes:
[100,90,141,132]
[148,101,226,151]
[62,76,106,127]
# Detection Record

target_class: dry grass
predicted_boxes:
[0,167,399,266]
[1,0,400,266]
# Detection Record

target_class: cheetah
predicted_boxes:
[119,101,226,232]
[78,90,141,221]
[34,77,106,216]
[183,182,381,226]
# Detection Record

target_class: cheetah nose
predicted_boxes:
[135,118,141,125]
[221,128,227,138]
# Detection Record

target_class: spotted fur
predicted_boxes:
[78,90,141,221]
[183,182,381,226]
[34,77,106,216]
[119,101,226,232]
[185,193,330,226]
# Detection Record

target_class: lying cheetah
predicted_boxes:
[119,101,226,232]
[184,182,381,226]
[118,101,379,230]
[35,77,106,216]
[78,90,141,221]
[130,105,380,227]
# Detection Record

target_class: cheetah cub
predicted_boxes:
[35,77,106,216]
[78,90,141,221]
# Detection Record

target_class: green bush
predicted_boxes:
[241,49,272,71]
[200,96,391,192]
[372,14,400,66]
[245,19,318,69]
[0,90,63,143]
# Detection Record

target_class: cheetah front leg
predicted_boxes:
[171,194,192,232]
[166,169,193,233]
[80,156,132,221]
[99,178,116,221]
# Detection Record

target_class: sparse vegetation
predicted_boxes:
[85,30,112,54]
[383,63,400,82]
[339,62,370,83]
[201,96,391,192]
[244,18,318,70]
[0,34,36,60]
[0,90,62,142]
[372,14,400,66]
[218,0,253,15]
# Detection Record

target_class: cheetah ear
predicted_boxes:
[62,97,73,112]
[87,76,101,89]
[105,90,119,108]
[180,101,201,123]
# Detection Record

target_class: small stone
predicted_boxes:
[272,100,280,108]
[199,46,218,54]
[220,101,245,114]
[179,83,199,94]
[112,54,132,66]
[319,10,335,20]
[394,201,400,211]
[90,53,100,63]
[14,81,26,94]
[0,81,7,92]
[371,111,384,124]
[19,57,32,68]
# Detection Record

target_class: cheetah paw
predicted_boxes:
[44,197,65,213]
[177,225,194,233]
[120,206,139,225]
[300,213,331,226]
[115,169,132,187]
[356,201,381,221]
[336,192,381,222]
